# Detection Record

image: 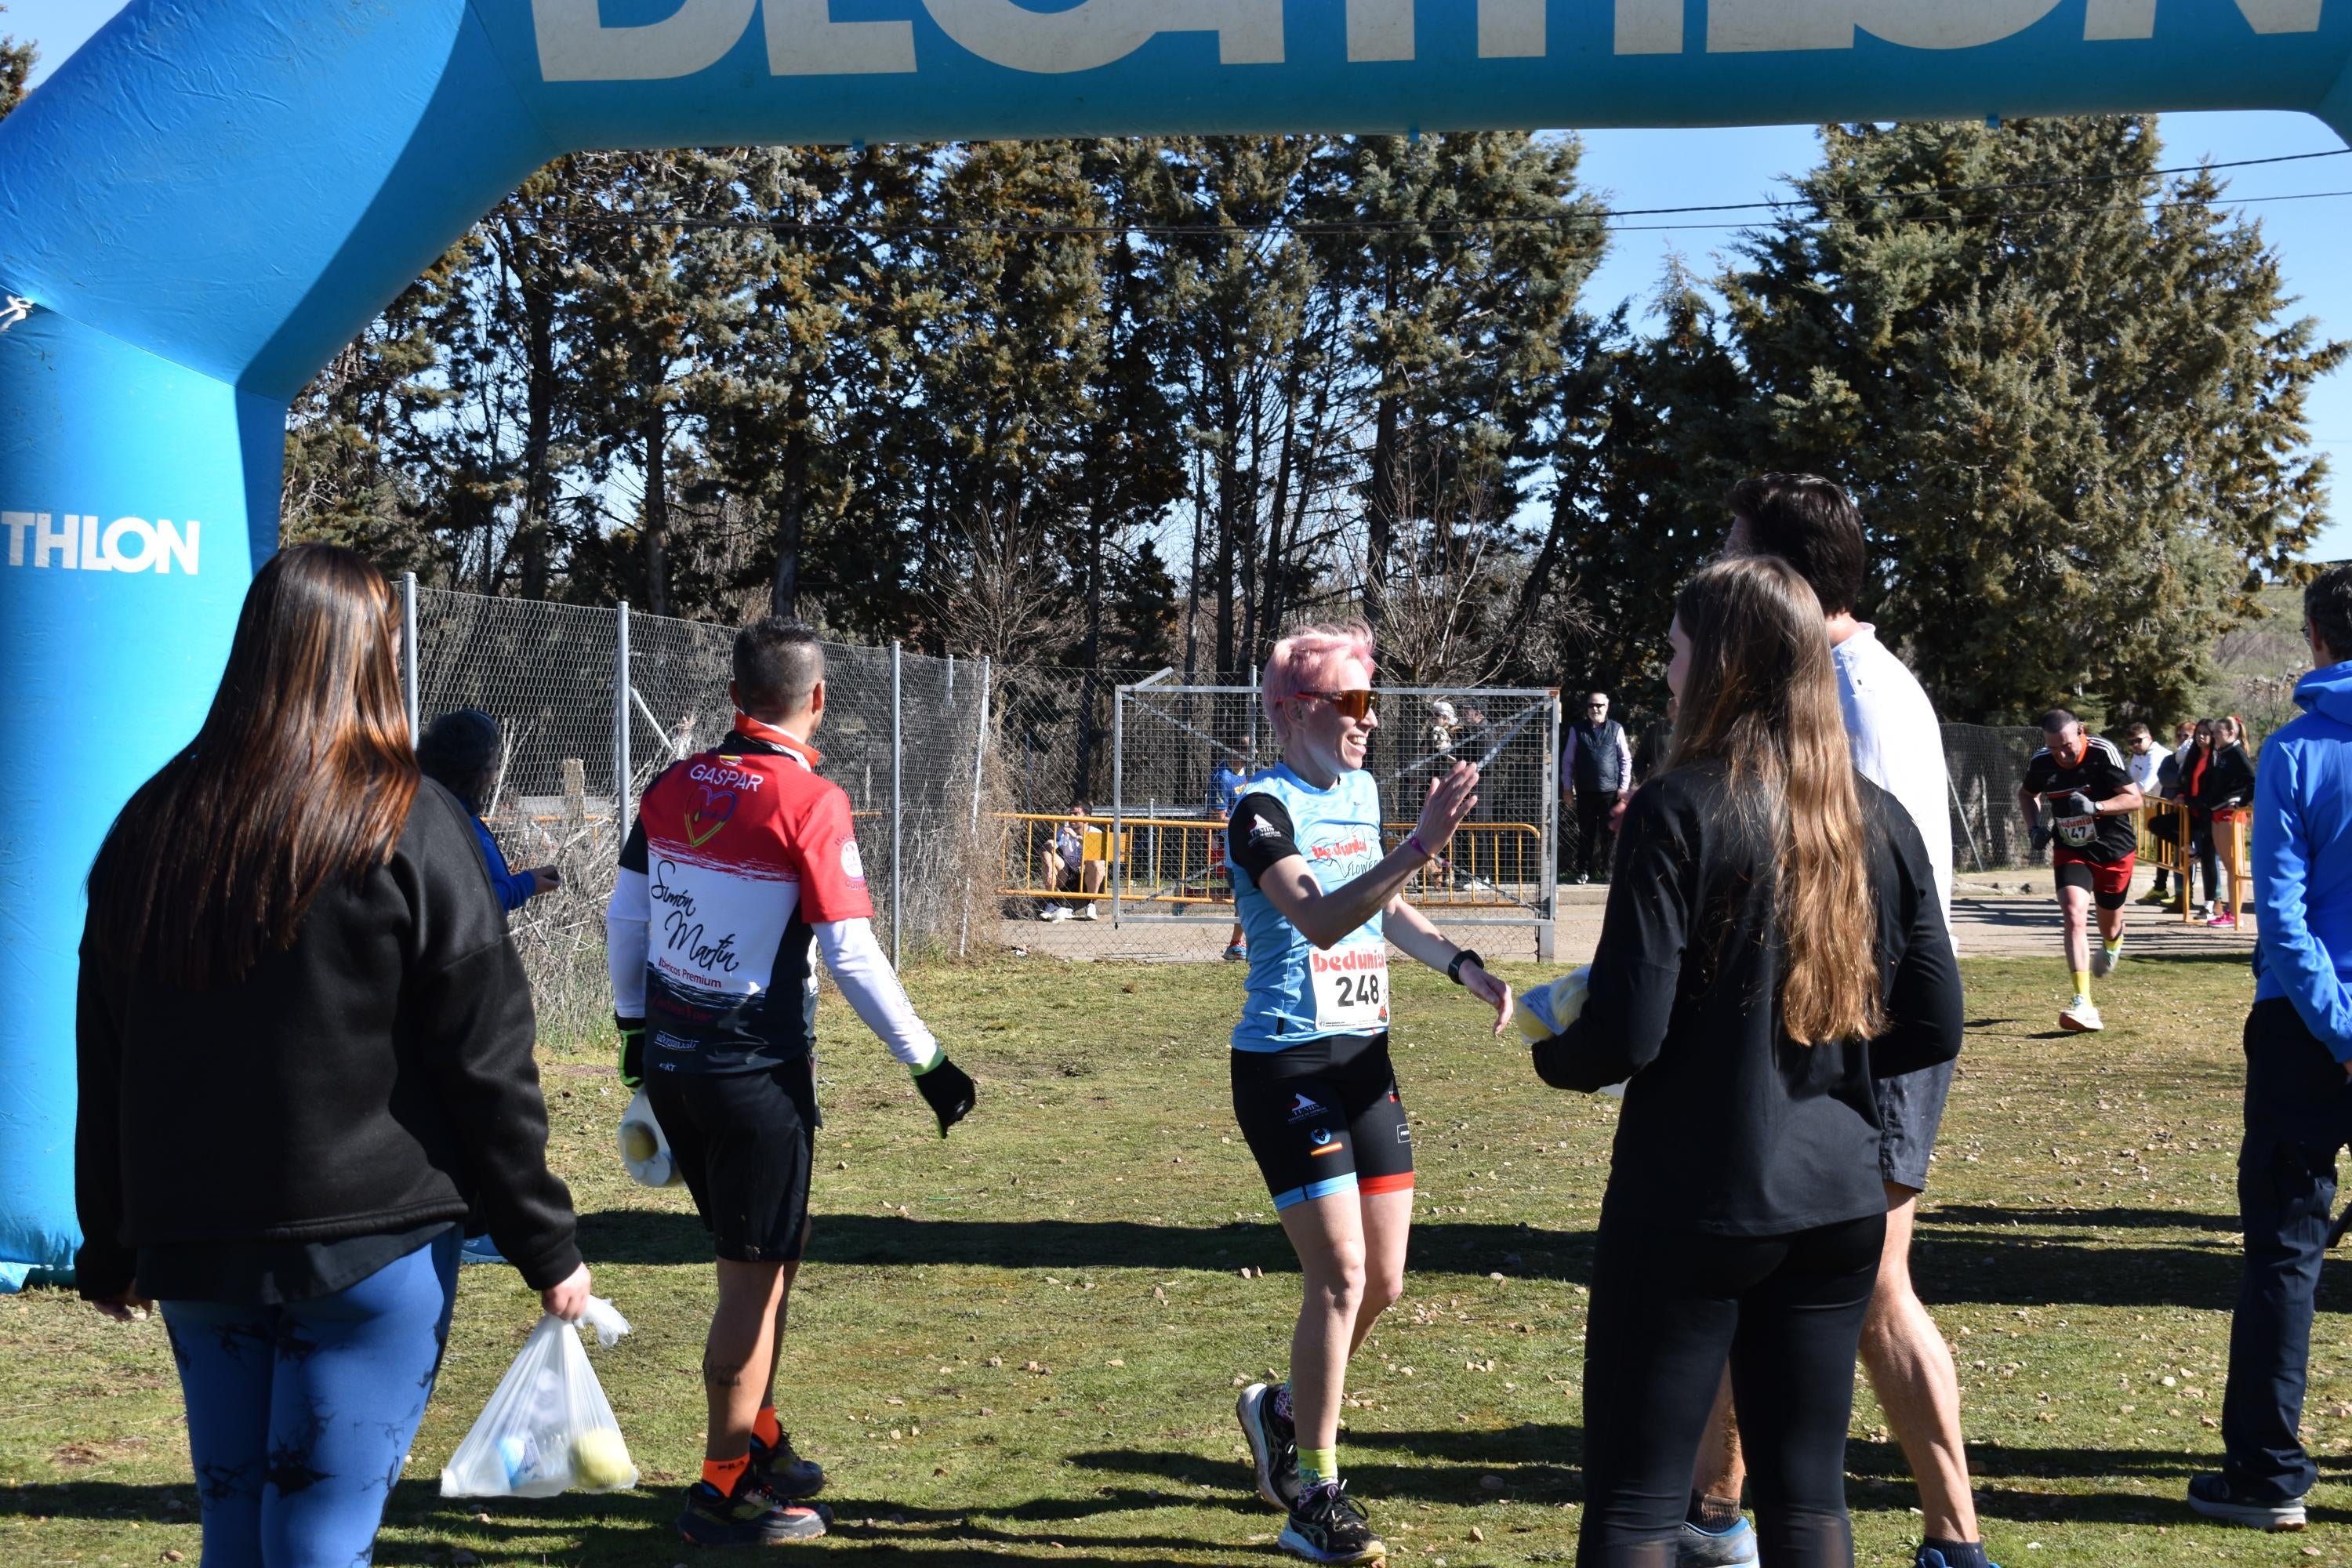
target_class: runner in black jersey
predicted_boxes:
[2016,709,2143,1033]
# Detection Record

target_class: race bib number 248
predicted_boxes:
[1312,946,1389,1032]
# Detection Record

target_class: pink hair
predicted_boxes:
[1262,622,1376,740]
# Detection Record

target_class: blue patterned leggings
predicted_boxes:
[161,1232,459,1567]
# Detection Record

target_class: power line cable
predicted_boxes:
[527,145,2352,240]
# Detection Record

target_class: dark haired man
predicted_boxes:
[607,617,978,1548]
[1711,473,1982,1568]
[2194,563,2352,1530]
[2018,710,2142,1033]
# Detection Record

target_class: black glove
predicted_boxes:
[912,1054,976,1138]
[2030,822,2053,855]
[617,1018,645,1090]
[2057,790,2096,822]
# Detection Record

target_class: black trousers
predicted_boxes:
[2220,999,2352,1502]
[1579,1210,1886,1567]
[1573,790,1620,880]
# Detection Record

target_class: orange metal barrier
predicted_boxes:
[996,813,1543,912]
[2136,798,2245,924]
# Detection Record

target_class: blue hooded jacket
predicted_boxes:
[2253,661,2352,1057]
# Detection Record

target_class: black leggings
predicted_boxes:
[1578,1210,1886,1567]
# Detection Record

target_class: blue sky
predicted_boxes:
[15,1,2352,554]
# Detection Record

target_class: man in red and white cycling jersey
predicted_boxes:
[608,618,976,1549]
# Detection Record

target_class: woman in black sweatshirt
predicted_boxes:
[75,545,586,1567]
[1530,556,1962,1565]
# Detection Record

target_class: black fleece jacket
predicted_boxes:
[74,780,579,1296]
[1532,760,1963,1236]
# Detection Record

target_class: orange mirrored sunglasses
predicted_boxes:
[1298,689,1377,720]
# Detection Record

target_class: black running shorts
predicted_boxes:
[648,1056,821,1264]
[1231,1032,1414,1211]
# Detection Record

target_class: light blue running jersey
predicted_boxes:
[1230,764,1392,1052]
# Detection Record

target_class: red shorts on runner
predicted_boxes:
[2053,845,2133,901]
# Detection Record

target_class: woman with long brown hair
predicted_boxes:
[1529,556,1962,1564]
[74,545,587,1566]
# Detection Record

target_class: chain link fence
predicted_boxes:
[402,582,993,1044]
[1943,721,2054,873]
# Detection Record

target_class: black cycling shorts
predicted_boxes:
[648,1056,821,1264]
[1231,1032,1414,1211]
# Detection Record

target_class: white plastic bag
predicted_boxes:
[440,1298,638,1497]
[617,1087,684,1188]
[1515,965,1628,1098]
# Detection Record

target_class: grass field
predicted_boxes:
[2,949,2343,1567]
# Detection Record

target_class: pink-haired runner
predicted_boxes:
[1227,623,1513,1565]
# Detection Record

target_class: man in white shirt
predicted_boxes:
[1695,474,1984,1568]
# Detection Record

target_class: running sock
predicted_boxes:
[1270,1382,1294,1424]
[753,1405,782,1447]
[1923,1539,1991,1568]
[2103,935,2124,961]
[1687,1491,1743,1531]
[2071,968,2091,1000]
[1298,1447,1339,1489]
[702,1454,751,1494]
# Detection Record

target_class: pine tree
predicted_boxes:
[1721,117,2343,721]
[0,7,33,122]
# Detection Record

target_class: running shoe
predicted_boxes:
[676,1473,827,1547]
[458,1233,506,1265]
[1223,943,1248,962]
[2138,887,2173,905]
[1236,1381,1301,1511]
[750,1428,826,1500]
[1279,1480,1385,1563]
[1078,903,1101,921]
[1915,1548,2001,1568]
[1042,904,1071,923]
[2209,912,2239,929]
[1679,1515,1760,1565]
[2091,946,2120,978]
[2187,1472,2307,1530]
[2059,999,2105,1033]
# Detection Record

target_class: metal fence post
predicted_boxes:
[891,640,903,970]
[959,656,992,959]
[615,601,632,844]
[1538,690,1560,962]
[400,572,419,741]
[1110,682,1124,928]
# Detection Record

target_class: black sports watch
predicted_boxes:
[1446,948,1484,985]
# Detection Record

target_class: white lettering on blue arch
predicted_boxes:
[1,514,200,575]
[532,0,2325,79]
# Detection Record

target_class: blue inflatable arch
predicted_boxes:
[0,0,2347,1277]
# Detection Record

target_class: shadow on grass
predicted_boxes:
[1929,1205,2238,1233]
[585,1209,2274,1310]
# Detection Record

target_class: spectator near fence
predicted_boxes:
[2140,724,2188,905]
[1210,755,1254,961]
[416,708,564,914]
[2196,562,2352,1532]
[1040,801,1109,922]
[1563,691,1631,884]
[2194,717,2257,927]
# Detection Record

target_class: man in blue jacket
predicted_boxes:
[2194,562,2352,1531]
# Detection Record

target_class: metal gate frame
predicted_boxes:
[1112,676,1560,960]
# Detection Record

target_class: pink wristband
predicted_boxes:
[1407,833,1432,862]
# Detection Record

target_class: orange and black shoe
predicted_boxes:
[750,1427,826,1500]
[677,1471,828,1548]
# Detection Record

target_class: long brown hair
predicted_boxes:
[86,545,419,988]
[1668,556,1883,1046]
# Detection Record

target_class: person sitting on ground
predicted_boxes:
[2194,562,2352,1530]
[416,707,562,913]
[2194,717,2257,927]
[75,546,587,1568]
[1530,554,1962,1565]
[1040,801,1109,921]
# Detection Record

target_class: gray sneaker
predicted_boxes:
[2187,1472,2307,1530]
[1679,1515,1759,1566]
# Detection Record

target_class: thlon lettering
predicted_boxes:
[1,512,198,574]
[1695,0,2321,53]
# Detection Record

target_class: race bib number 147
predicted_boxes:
[1312,946,1389,1032]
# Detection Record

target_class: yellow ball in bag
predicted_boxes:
[572,1427,636,1490]
[1515,967,1591,1045]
